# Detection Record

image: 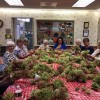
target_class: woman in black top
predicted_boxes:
[81,38,94,54]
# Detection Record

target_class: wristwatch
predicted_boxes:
[0,20,3,28]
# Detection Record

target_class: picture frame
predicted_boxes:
[5,29,11,34]
[83,29,89,37]
[36,20,74,45]
[84,22,89,28]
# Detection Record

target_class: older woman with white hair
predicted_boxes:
[3,41,17,65]
[71,39,83,54]
[75,39,83,50]
[3,41,23,65]
[38,39,50,50]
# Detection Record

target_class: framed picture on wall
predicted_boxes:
[37,20,74,45]
[84,22,89,28]
[83,29,89,37]
[6,29,11,34]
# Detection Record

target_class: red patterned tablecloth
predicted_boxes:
[4,63,100,100]
[4,79,37,100]
[4,78,100,100]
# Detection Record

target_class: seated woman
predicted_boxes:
[54,37,66,50]
[1,41,24,99]
[91,40,100,60]
[3,41,18,65]
[81,38,94,54]
[38,39,50,50]
[71,39,82,54]
[76,39,83,50]
[14,39,29,59]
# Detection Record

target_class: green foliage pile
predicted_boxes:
[2,92,14,100]
[91,75,100,91]
[29,63,56,81]
[67,69,87,83]
[3,49,100,100]
[30,79,68,100]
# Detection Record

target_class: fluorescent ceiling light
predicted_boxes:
[5,0,24,6]
[17,18,30,22]
[72,0,95,7]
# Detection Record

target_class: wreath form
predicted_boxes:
[0,20,3,28]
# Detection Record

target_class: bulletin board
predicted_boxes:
[37,20,74,45]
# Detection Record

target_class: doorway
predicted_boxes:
[13,18,34,50]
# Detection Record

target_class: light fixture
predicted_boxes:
[17,18,30,22]
[72,0,95,7]
[5,0,24,6]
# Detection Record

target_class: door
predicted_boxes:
[13,18,34,50]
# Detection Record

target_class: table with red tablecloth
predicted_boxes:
[4,63,100,100]
[4,78,100,100]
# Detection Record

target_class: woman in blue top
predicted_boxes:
[54,37,66,50]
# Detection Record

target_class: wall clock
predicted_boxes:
[0,20,3,28]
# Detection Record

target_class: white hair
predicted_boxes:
[76,39,81,43]
[43,39,48,43]
[6,41,15,46]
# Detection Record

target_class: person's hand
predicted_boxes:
[27,50,35,56]
[56,45,61,49]
[86,54,95,61]
[12,59,24,64]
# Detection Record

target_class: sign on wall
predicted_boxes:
[37,20,74,45]
[5,29,12,40]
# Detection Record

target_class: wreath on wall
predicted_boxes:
[0,20,3,28]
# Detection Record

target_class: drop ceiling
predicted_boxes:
[0,0,100,10]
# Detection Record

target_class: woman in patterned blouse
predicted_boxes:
[3,41,18,65]
[14,39,30,59]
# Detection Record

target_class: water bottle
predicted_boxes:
[35,73,40,81]
[15,85,22,100]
